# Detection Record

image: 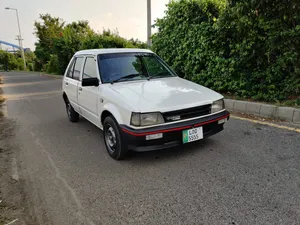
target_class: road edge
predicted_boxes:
[39,73,63,79]
[225,99,300,124]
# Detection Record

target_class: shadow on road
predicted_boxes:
[80,116,212,162]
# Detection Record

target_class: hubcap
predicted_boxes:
[105,126,117,153]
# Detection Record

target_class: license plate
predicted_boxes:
[182,127,203,144]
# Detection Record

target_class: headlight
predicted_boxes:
[211,99,225,113]
[131,112,165,126]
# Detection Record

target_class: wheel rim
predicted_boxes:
[105,125,117,154]
[67,103,72,119]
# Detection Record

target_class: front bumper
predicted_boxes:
[120,110,230,152]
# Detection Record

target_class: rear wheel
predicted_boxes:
[66,102,79,122]
[103,116,128,160]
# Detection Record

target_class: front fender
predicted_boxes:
[102,103,128,125]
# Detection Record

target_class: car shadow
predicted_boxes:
[126,138,213,162]
[78,116,215,162]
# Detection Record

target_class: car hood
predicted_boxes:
[108,77,223,112]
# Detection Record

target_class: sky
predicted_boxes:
[0,0,169,50]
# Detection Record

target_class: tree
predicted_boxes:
[33,15,147,75]
[34,14,65,65]
[52,20,93,74]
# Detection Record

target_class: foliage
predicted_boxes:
[81,29,136,49]
[152,0,300,104]
[34,14,64,65]
[25,52,36,71]
[51,20,93,74]
[27,63,34,71]
[47,54,59,74]
[16,58,24,70]
[0,50,36,71]
[0,50,19,70]
[34,15,147,75]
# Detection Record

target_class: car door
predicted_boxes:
[64,57,84,113]
[78,56,101,127]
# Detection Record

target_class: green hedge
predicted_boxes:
[152,0,300,104]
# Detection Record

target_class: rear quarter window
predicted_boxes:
[66,59,75,78]
[73,57,84,80]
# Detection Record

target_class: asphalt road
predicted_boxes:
[1,72,300,225]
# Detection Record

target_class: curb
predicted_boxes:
[225,99,300,124]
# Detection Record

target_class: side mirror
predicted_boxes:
[82,78,99,87]
[176,71,185,78]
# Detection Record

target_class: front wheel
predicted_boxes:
[103,116,128,160]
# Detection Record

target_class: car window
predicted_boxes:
[66,59,75,78]
[99,54,144,83]
[142,56,170,77]
[73,57,84,81]
[83,57,98,79]
[98,53,175,83]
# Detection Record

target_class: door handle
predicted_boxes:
[65,82,68,85]
[78,87,83,91]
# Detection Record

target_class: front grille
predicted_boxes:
[162,104,212,122]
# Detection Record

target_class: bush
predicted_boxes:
[0,50,19,70]
[27,63,34,71]
[47,54,59,74]
[16,58,25,70]
[42,62,49,73]
[152,0,300,104]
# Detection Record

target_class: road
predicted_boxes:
[1,72,300,225]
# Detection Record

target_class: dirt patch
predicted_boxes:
[0,81,22,224]
[0,119,37,225]
[0,76,3,117]
[0,118,25,225]
[231,111,300,129]
[0,78,35,224]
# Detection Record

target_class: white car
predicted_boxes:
[62,49,230,159]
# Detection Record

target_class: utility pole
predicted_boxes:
[15,35,22,54]
[147,0,152,48]
[5,7,26,71]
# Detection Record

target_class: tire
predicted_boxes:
[103,116,128,160]
[66,102,79,122]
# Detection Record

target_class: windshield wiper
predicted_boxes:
[111,73,148,84]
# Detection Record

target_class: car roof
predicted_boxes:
[74,48,153,56]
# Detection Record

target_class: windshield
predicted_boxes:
[97,53,176,83]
